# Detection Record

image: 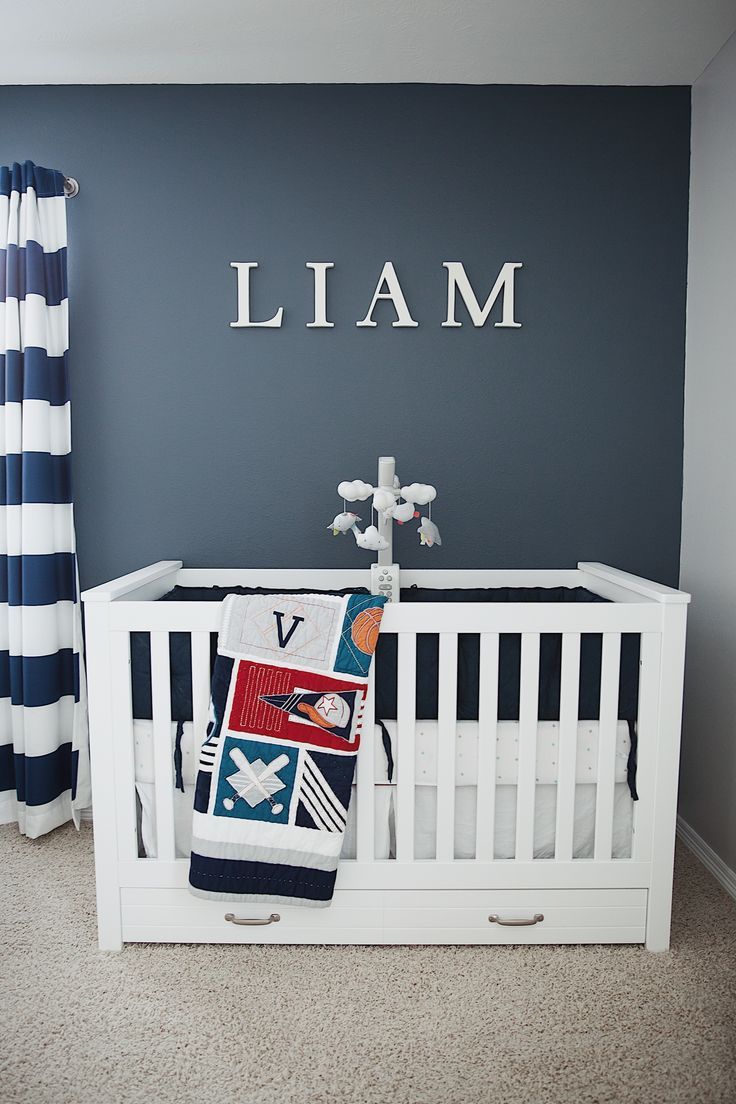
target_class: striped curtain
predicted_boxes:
[0,161,90,837]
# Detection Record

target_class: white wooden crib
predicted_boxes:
[82,561,689,952]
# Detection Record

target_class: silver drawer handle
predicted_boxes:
[488,913,544,927]
[224,912,281,926]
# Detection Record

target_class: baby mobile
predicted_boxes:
[327,455,441,554]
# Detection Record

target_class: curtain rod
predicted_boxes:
[63,176,80,198]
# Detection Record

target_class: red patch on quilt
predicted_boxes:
[227,660,366,752]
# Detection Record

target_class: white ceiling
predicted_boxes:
[3,0,736,86]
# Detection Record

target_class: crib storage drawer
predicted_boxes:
[120,887,386,944]
[380,888,647,944]
[120,887,646,945]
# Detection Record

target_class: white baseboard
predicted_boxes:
[677,815,736,902]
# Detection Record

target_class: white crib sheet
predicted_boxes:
[133,720,633,861]
[378,719,631,786]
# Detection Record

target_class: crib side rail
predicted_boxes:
[106,600,665,634]
[82,560,184,603]
[577,562,691,606]
[374,622,669,868]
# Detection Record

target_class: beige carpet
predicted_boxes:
[1,825,735,1104]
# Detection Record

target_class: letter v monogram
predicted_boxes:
[273,610,305,649]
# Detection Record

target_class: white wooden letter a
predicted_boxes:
[356,262,419,328]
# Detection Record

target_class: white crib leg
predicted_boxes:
[645,604,688,952]
[84,602,124,952]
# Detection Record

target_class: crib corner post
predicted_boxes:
[645,601,688,953]
[83,598,124,953]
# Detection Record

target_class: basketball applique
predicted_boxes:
[334,594,388,677]
[351,607,382,656]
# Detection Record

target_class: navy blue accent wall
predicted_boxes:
[0,86,690,587]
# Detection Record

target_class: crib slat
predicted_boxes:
[475,633,499,861]
[355,671,375,862]
[190,632,211,752]
[436,633,458,862]
[632,632,661,862]
[515,632,540,861]
[110,631,138,861]
[151,631,176,862]
[594,632,622,861]
[395,634,417,863]
[555,632,581,861]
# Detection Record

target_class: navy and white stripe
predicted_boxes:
[198,735,220,773]
[0,161,90,838]
[299,753,348,834]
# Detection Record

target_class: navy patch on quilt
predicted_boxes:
[188,592,386,907]
[294,750,354,833]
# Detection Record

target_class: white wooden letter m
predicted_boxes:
[442,261,522,328]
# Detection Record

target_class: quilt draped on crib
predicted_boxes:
[188,591,387,906]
